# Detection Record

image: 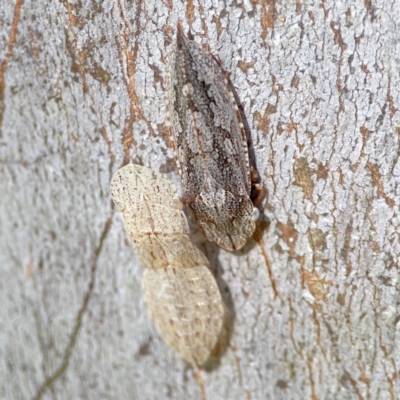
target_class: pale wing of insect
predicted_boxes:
[110,164,208,268]
[142,266,225,367]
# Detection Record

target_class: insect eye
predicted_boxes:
[252,208,260,222]
[172,199,183,210]
[115,202,126,213]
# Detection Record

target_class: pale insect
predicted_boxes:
[110,164,226,366]
[167,25,264,251]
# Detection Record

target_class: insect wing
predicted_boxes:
[111,164,208,268]
[142,266,225,366]
[167,29,257,250]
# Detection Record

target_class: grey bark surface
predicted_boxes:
[1,1,399,399]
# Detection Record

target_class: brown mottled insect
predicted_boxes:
[110,164,226,367]
[167,26,264,251]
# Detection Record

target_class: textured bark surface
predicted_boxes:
[1,1,399,399]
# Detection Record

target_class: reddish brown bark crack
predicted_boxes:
[277,220,299,260]
[260,0,276,39]
[367,162,395,207]
[62,0,115,161]
[0,0,24,137]
[234,355,253,400]
[186,0,195,27]
[306,355,317,400]
[115,0,157,165]
[254,226,279,298]
[288,298,300,354]
[293,157,315,202]
[302,270,331,303]
[329,20,346,123]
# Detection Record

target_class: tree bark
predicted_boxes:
[1,1,399,399]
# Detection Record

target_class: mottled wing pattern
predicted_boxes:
[110,164,208,268]
[110,164,181,234]
[169,30,250,198]
[167,28,257,250]
[134,233,209,269]
[142,266,225,366]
